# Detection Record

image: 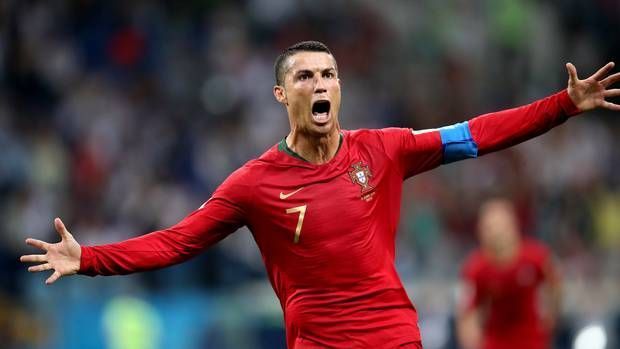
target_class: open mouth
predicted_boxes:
[311,100,331,124]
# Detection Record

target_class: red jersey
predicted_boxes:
[461,239,554,349]
[79,90,578,348]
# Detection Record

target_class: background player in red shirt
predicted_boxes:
[19,41,619,348]
[456,198,562,349]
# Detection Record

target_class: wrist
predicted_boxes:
[560,89,582,116]
[78,246,96,276]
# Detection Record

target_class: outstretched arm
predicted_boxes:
[21,166,252,283]
[469,62,619,157]
[77,198,245,277]
[20,199,243,283]
[379,62,620,177]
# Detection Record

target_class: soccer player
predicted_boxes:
[20,41,620,348]
[456,198,561,349]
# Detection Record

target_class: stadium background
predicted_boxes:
[1,0,619,348]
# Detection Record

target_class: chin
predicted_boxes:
[308,120,337,136]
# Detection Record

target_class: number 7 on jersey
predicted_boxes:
[285,205,307,243]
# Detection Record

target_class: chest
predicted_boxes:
[249,152,399,251]
[479,259,542,298]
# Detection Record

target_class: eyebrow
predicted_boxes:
[293,67,337,76]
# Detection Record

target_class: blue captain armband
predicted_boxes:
[438,121,478,164]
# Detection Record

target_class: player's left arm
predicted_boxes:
[468,62,619,156]
[423,62,619,166]
[378,62,619,177]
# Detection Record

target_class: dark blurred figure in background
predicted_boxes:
[457,198,562,349]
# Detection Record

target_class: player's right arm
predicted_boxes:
[20,166,253,284]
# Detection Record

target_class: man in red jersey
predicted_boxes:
[456,198,561,349]
[20,41,620,348]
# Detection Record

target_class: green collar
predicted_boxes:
[278,133,344,162]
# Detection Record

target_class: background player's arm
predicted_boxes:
[456,280,483,349]
[457,308,482,349]
[540,256,563,332]
[20,167,252,283]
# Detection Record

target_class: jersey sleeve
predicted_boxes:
[376,89,580,179]
[468,89,581,156]
[78,166,253,276]
[375,127,443,178]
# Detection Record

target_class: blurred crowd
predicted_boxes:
[1,0,619,348]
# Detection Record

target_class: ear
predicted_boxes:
[273,85,287,105]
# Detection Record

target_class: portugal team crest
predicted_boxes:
[349,161,374,196]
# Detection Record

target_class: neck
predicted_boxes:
[485,237,520,265]
[286,129,340,164]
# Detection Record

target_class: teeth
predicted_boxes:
[312,112,329,123]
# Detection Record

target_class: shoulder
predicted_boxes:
[345,128,413,139]
[344,128,414,149]
[215,153,272,197]
[235,144,283,176]
[522,238,549,251]
[342,130,389,161]
[521,238,551,264]
[256,143,280,162]
[343,128,378,142]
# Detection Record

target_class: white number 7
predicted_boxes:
[285,205,307,243]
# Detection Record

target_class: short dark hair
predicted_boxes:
[274,41,335,86]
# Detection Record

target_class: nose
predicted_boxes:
[314,76,327,94]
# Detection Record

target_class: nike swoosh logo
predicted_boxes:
[280,187,304,200]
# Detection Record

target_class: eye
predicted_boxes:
[298,73,311,81]
[323,71,335,79]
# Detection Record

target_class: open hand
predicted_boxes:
[566,62,620,112]
[20,218,81,285]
